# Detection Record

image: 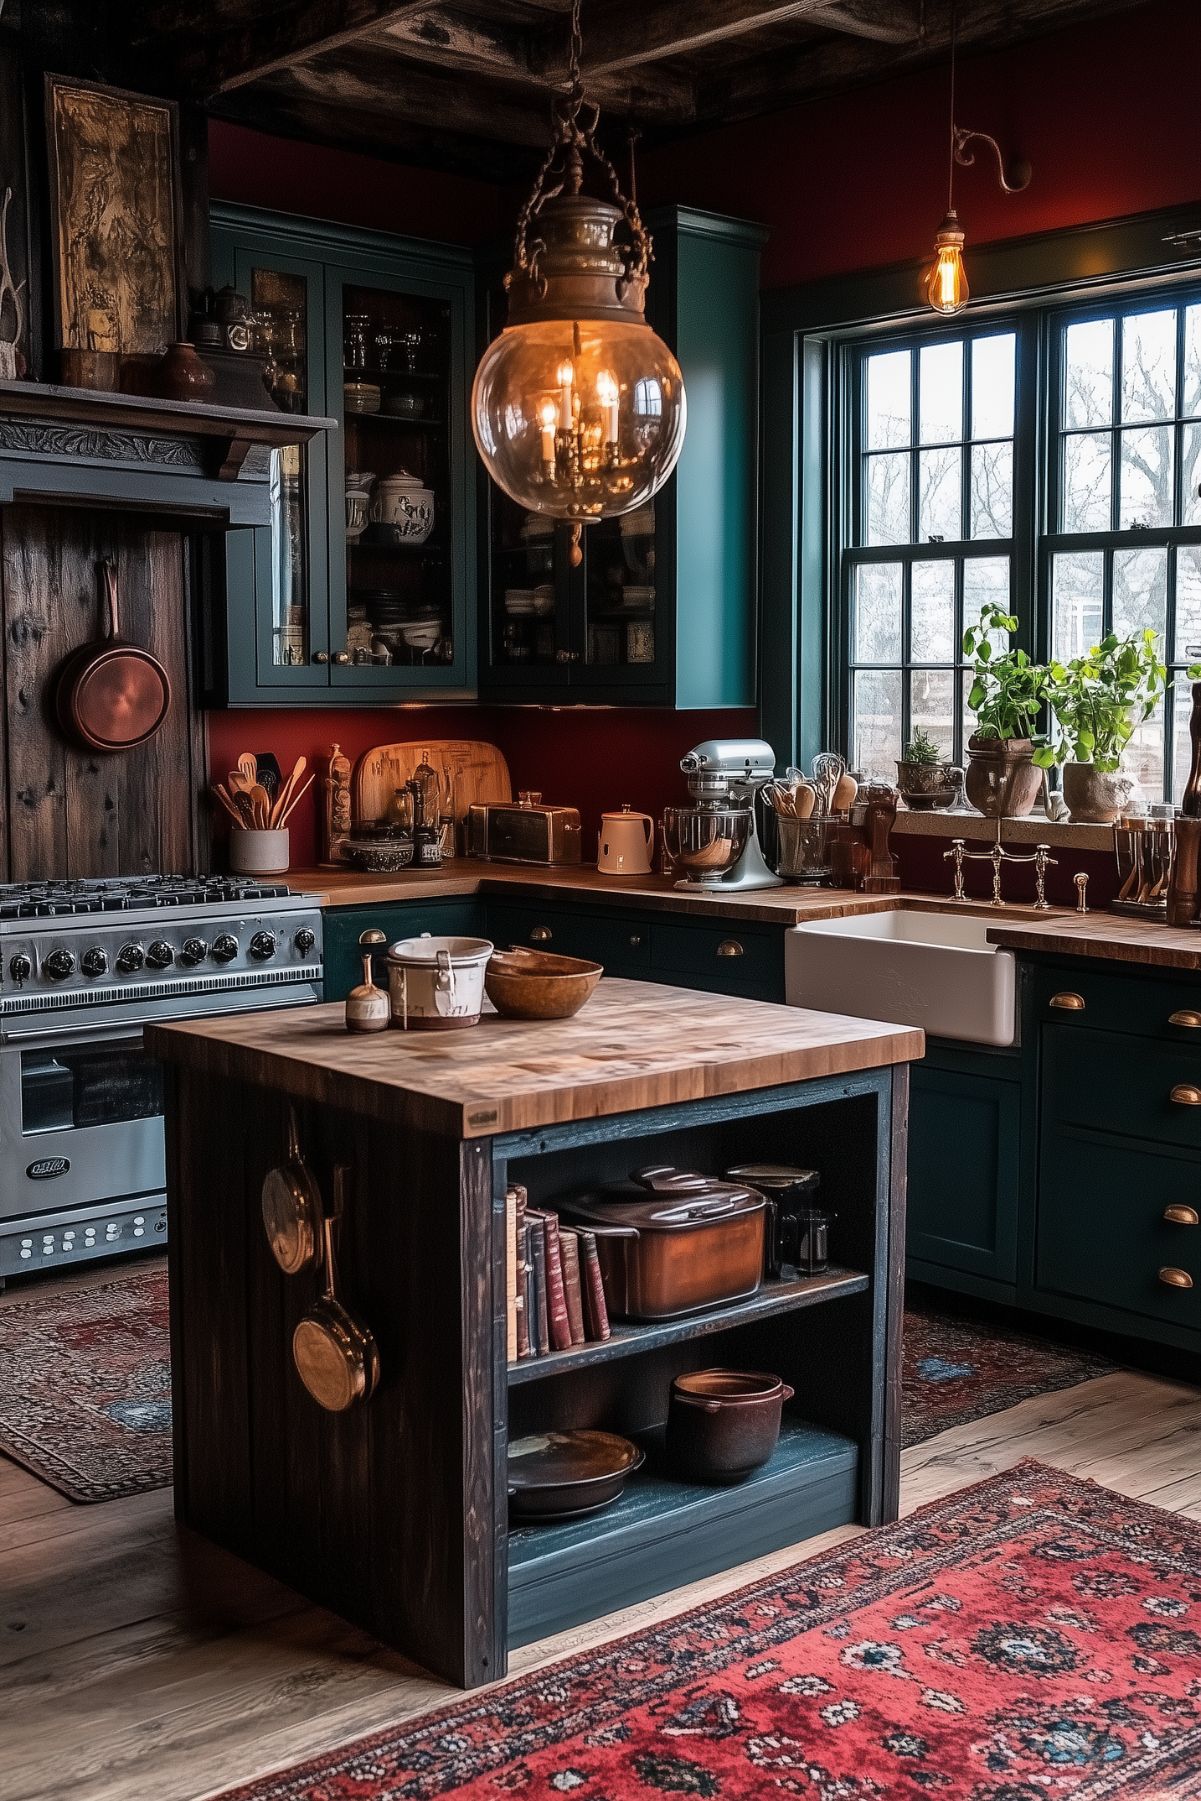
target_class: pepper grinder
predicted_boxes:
[345,931,390,1032]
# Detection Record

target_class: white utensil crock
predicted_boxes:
[385,934,493,1030]
[598,805,655,876]
[230,828,290,875]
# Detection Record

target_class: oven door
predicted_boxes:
[0,1023,164,1220]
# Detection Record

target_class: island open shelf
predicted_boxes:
[507,1266,870,1386]
[508,1417,858,1646]
[147,981,920,1688]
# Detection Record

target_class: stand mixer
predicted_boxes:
[663,739,783,891]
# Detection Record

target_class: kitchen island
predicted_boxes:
[148,982,922,1687]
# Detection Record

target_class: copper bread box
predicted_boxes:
[560,1166,766,1321]
[466,793,582,864]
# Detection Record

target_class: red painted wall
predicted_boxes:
[640,0,1201,290]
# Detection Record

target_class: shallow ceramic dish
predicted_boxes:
[508,1429,644,1520]
[485,946,603,1019]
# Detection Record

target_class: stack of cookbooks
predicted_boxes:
[506,1184,612,1360]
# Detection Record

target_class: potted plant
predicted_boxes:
[896,728,955,809]
[1044,627,1167,823]
[962,603,1051,818]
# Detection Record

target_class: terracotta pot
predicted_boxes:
[964,736,1043,818]
[1062,760,1142,824]
[153,341,216,403]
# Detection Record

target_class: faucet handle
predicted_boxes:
[1033,844,1057,911]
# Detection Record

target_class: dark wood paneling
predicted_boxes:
[0,505,208,880]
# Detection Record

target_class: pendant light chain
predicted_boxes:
[946,0,958,215]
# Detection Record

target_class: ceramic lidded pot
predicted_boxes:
[370,470,435,545]
[385,933,493,1029]
[153,342,216,402]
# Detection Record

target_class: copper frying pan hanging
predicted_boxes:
[55,559,171,752]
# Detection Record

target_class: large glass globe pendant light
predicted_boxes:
[471,0,686,565]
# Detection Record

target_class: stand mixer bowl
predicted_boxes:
[662,805,751,879]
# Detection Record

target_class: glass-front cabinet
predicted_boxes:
[208,206,475,703]
[479,206,766,707]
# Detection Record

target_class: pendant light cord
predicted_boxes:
[947,0,958,214]
[568,0,583,110]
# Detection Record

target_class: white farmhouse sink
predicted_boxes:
[785,909,1017,1047]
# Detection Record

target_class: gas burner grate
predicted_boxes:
[0,875,294,919]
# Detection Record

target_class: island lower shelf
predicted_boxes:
[508,1417,858,1647]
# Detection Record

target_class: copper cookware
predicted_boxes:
[55,560,171,752]
[559,1166,765,1321]
[292,1167,381,1412]
[261,1106,321,1275]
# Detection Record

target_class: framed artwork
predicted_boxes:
[44,75,184,357]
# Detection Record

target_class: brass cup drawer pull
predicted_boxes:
[628,933,643,948]
[1049,991,1086,1011]
[717,939,745,959]
[529,925,553,944]
[1158,1266,1195,1289]
[1164,1205,1200,1226]
[1169,1009,1201,1029]
[1169,1083,1201,1107]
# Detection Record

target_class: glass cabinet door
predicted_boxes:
[487,494,572,681]
[574,505,664,686]
[227,247,329,689]
[326,267,471,690]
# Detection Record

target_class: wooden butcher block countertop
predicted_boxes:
[987,910,1201,971]
[147,979,924,1139]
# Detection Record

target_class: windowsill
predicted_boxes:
[893,808,1113,854]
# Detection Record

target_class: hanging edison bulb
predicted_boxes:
[925,210,969,315]
[471,1,686,561]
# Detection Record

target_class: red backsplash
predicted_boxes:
[206,705,758,870]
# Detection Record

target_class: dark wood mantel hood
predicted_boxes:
[0,380,336,528]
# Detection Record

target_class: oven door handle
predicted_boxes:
[1,1019,147,1048]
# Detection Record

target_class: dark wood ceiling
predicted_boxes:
[118,0,1152,183]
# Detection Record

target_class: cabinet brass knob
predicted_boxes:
[332,650,351,665]
[717,939,744,958]
[1169,1083,1201,1106]
[1049,991,1085,1011]
[1163,1205,1200,1226]
[529,925,553,943]
[313,651,330,664]
[629,933,643,948]
[358,928,387,948]
[1169,1009,1201,1029]
[1158,1266,1195,1289]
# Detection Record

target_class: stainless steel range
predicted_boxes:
[0,875,323,1280]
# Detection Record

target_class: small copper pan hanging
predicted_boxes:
[293,1167,381,1412]
[261,1105,322,1276]
[55,559,171,752]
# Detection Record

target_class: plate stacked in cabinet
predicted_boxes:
[506,1184,610,1361]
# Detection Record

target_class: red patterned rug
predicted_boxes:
[902,1307,1113,1447]
[0,1263,171,1502]
[212,1462,1201,1800]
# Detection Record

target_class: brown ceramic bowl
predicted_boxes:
[666,1369,794,1483]
[485,947,603,1020]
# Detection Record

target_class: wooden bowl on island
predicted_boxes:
[485,947,603,1020]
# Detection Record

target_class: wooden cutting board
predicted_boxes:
[354,739,512,828]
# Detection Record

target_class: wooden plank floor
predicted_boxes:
[1,1271,1197,1801]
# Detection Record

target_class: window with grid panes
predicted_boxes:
[1049,298,1201,802]
[845,328,1017,778]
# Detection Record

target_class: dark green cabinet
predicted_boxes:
[323,898,483,1000]
[207,205,476,705]
[907,1044,1022,1299]
[478,207,767,707]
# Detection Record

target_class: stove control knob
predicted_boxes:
[249,930,277,961]
[81,947,109,978]
[180,937,207,967]
[45,947,76,981]
[211,932,239,964]
[294,926,316,957]
[116,942,145,974]
[146,940,174,970]
[8,950,32,982]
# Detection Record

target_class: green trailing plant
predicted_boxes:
[900,728,945,765]
[1044,627,1167,772]
[962,604,1051,750]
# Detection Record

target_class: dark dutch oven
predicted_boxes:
[666,1368,794,1483]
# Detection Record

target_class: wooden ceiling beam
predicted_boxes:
[806,2,919,44]
[372,7,697,118]
[127,0,437,99]
[532,0,916,78]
